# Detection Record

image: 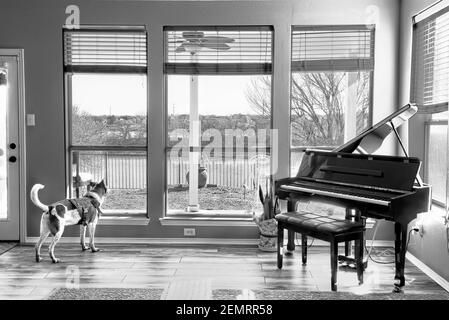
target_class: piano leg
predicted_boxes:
[301,234,307,265]
[344,209,353,258]
[277,223,284,269]
[345,241,352,257]
[393,222,407,292]
[287,230,296,252]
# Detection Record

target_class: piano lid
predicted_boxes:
[334,104,418,154]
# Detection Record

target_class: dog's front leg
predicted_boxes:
[88,222,100,253]
[80,225,89,251]
[48,231,63,263]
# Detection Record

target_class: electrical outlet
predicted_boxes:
[184,228,196,237]
[26,114,35,126]
[412,221,424,237]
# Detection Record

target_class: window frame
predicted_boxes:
[63,26,149,217]
[424,118,448,207]
[162,25,274,218]
[410,7,449,208]
[289,25,376,176]
[410,6,449,114]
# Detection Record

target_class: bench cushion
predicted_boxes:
[276,211,364,235]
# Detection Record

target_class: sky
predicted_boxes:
[72,74,265,116]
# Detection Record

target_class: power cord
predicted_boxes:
[294,233,315,248]
[366,221,415,264]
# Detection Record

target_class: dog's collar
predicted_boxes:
[84,191,103,205]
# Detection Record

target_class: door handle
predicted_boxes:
[9,143,16,150]
[9,156,17,163]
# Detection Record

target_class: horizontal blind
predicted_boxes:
[164,26,273,75]
[411,7,449,113]
[64,26,147,73]
[291,25,375,72]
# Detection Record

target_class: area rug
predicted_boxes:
[211,289,449,300]
[47,288,449,300]
[0,242,17,255]
[47,288,165,300]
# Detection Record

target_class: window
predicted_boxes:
[164,26,273,215]
[411,8,449,207]
[290,25,375,175]
[64,26,148,215]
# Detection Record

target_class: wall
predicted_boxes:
[399,0,449,281]
[0,0,400,240]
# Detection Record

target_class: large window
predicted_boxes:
[411,8,449,207]
[164,26,273,215]
[64,26,148,215]
[290,25,375,174]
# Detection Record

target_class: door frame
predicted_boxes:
[0,49,26,242]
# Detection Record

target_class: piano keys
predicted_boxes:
[275,104,432,292]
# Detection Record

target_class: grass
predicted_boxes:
[102,185,262,213]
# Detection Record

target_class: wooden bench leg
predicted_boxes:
[330,240,338,292]
[277,224,284,269]
[355,235,364,285]
[301,234,307,265]
[344,241,352,257]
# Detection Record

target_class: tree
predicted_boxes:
[245,72,371,147]
[72,105,107,145]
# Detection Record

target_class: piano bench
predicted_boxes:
[275,211,365,292]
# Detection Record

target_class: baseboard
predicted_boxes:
[406,252,449,293]
[25,236,393,248]
[24,237,260,246]
[307,239,394,248]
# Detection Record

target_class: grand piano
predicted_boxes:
[275,104,432,292]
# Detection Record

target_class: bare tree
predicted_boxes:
[246,72,371,147]
[72,105,107,145]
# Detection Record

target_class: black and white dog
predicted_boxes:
[30,180,108,263]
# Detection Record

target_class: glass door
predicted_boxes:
[0,56,20,240]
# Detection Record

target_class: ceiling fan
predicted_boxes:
[171,31,235,54]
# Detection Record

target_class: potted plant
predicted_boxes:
[185,154,209,188]
[253,183,281,252]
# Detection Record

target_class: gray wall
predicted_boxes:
[399,0,449,281]
[0,0,400,240]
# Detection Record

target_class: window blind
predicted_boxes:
[291,25,375,72]
[411,7,449,113]
[63,26,147,73]
[164,26,273,75]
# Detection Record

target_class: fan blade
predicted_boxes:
[175,44,186,53]
[202,36,235,43]
[182,31,204,39]
[202,43,231,51]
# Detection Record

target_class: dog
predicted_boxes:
[30,180,108,263]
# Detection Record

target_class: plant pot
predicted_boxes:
[186,166,208,188]
[255,218,278,252]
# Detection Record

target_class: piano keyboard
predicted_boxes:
[279,184,391,207]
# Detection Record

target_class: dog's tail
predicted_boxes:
[30,184,49,212]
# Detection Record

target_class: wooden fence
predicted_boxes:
[76,152,270,190]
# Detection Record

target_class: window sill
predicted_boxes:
[160,216,255,227]
[417,204,447,222]
[98,215,150,226]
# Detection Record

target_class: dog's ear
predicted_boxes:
[89,181,97,188]
[100,179,108,193]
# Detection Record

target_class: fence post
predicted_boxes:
[104,152,109,186]
[73,151,80,198]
